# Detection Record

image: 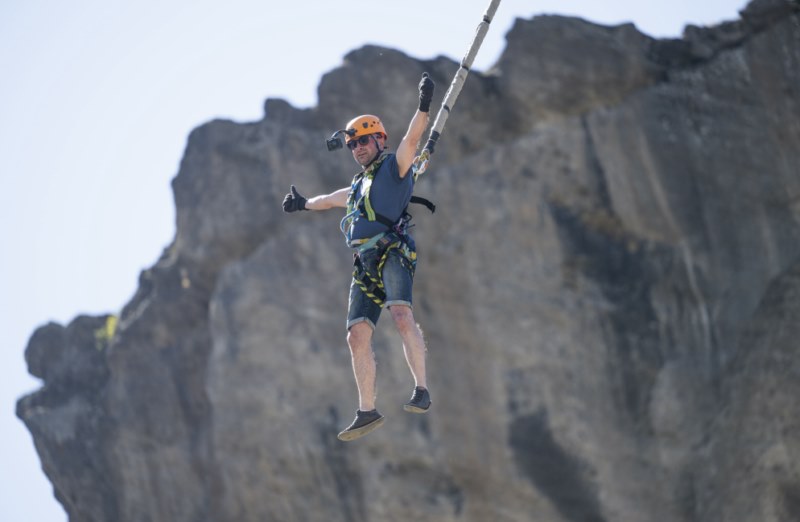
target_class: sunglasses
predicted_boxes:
[346,135,374,150]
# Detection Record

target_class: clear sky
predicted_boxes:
[0,1,748,520]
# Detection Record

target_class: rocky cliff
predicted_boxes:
[17,1,800,521]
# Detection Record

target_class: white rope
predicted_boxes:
[414,0,502,177]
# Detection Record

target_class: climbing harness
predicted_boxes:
[412,0,502,178]
[339,152,391,244]
[352,232,417,307]
[342,153,430,307]
[339,153,435,246]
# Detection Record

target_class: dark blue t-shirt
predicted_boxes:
[350,153,413,241]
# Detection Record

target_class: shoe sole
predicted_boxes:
[337,417,385,441]
[403,404,430,414]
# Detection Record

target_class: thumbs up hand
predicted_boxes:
[282,185,308,212]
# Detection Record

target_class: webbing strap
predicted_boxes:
[350,231,387,252]
[352,237,416,307]
[410,196,436,213]
[356,196,436,230]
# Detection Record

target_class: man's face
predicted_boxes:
[348,134,384,166]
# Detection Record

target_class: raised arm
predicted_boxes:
[395,73,435,178]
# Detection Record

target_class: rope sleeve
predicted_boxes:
[414,0,501,175]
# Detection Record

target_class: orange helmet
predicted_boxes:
[345,114,387,143]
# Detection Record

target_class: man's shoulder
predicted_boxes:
[379,153,400,174]
[379,153,411,184]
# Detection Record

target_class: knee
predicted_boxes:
[347,322,373,353]
[390,305,416,333]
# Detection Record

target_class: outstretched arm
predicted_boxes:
[283,185,349,213]
[396,73,435,178]
[305,187,349,210]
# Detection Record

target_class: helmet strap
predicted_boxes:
[365,134,384,167]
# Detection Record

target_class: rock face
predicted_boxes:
[17,1,800,521]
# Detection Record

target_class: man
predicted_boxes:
[282,73,435,441]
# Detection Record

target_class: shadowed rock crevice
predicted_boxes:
[510,411,606,522]
[547,197,665,427]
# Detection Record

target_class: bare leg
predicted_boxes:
[389,305,427,389]
[347,322,377,411]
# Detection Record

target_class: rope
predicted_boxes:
[413,0,502,177]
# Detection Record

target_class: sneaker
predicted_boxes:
[337,409,385,441]
[403,386,431,413]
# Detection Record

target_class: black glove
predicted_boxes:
[282,185,308,212]
[418,72,435,113]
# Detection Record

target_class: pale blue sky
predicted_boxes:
[0,1,748,520]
